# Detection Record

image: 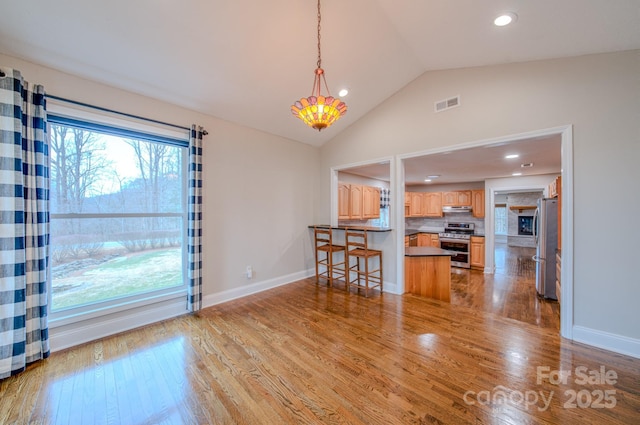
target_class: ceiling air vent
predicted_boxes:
[435,95,460,113]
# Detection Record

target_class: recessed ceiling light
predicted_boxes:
[424,179,432,182]
[505,154,519,159]
[512,172,522,176]
[427,175,440,179]
[494,12,518,27]
[338,88,349,97]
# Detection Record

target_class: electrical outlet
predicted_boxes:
[246,266,252,279]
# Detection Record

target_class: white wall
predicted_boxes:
[320,50,640,357]
[338,171,390,189]
[1,53,321,348]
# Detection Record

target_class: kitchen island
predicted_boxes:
[405,247,454,302]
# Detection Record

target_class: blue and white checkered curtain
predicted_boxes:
[0,68,50,379]
[380,188,390,208]
[187,125,203,312]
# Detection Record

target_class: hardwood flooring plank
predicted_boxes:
[1,272,638,424]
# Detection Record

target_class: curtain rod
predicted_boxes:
[46,94,208,135]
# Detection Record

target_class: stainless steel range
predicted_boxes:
[439,223,474,268]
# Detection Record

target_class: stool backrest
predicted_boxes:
[345,229,368,253]
[314,226,333,247]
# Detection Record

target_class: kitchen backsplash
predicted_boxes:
[406,213,486,235]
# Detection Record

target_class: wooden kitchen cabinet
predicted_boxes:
[556,251,562,305]
[338,182,351,220]
[423,192,443,217]
[417,233,430,246]
[338,182,380,220]
[363,185,380,219]
[472,190,485,218]
[548,176,562,251]
[548,176,560,198]
[418,233,440,247]
[404,192,411,217]
[409,192,423,217]
[442,190,472,206]
[350,184,363,219]
[405,192,442,217]
[470,236,485,270]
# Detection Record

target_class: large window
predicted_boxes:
[48,112,188,314]
[495,204,508,235]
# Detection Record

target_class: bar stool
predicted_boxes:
[313,226,346,287]
[345,229,383,297]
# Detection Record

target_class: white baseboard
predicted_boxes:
[383,282,399,294]
[49,295,187,352]
[202,269,314,308]
[202,270,400,308]
[572,325,640,359]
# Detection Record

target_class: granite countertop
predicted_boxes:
[405,228,442,236]
[405,247,455,257]
[309,225,392,232]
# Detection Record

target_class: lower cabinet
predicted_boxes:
[556,251,562,305]
[417,233,430,247]
[470,236,485,270]
[417,233,440,247]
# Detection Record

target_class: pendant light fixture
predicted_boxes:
[291,0,347,131]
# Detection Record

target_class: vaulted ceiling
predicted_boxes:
[1,1,639,147]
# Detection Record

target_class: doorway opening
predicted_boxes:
[397,125,573,339]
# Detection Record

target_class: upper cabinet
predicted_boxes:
[408,192,423,217]
[351,184,364,219]
[405,192,442,217]
[338,182,380,220]
[442,190,472,206]
[362,185,381,219]
[423,192,443,217]
[548,176,562,250]
[471,190,485,218]
[548,176,561,199]
[406,189,484,218]
[338,183,351,220]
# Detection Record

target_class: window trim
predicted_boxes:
[494,205,508,235]
[47,110,189,324]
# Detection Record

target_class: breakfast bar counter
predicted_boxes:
[308,224,392,232]
[405,247,454,302]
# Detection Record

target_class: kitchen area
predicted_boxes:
[404,186,486,272]
[334,135,562,323]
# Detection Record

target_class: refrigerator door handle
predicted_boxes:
[532,255,543,262]
[533,207,539,246]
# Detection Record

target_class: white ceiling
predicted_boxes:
[1,1,639,148]
[343,133,562,185]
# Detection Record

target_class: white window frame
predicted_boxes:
[494,204,508,235]
[46,100,190,331]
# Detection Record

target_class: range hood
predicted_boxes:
[443,206,473,213]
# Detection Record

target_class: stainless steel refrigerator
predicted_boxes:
[533,197,558,300]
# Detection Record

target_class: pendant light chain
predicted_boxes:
[290,0,347,131]
[316,0,322,69]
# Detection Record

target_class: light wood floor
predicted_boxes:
[1,274,639,424]
[451,243,560,330]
